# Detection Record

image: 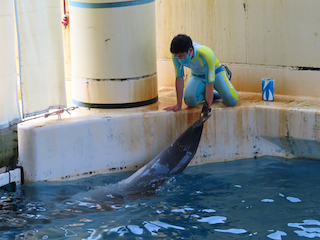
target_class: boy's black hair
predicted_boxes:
[170,34,193,54]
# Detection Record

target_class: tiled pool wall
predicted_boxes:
[17,94,320,183]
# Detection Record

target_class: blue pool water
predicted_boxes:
[1,156,320,239]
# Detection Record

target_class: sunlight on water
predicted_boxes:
[1,156,320,239]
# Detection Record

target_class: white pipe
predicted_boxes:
[70,0,158,107]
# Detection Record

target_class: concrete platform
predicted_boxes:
[18,88,320,182]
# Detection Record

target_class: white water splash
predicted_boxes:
[171,209,186,213]
[215,228,247,234]
[55,226,78,237]
[184,207,195,211]
[286,196,301,203]
[86,229,102,240]
[143,221,185,235]
[267,230,287,240]
[201,209,216,213]
[288,219,320,238]
[109,226,128,237]
[171,206,194,213]
[77,201,100,208]
[127,225,143,235]
[150,221,185,230]
[143,222,161,235]
[106,194,114,198]
[198,216,227,224]
[278,193,301,203]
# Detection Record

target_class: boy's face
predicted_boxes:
[174,48,194,59]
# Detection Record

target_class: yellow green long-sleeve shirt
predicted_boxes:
[172,42,221,83]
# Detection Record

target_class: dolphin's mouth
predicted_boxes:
[197,113,211,127]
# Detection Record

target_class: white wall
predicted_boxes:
[155,0,320,97]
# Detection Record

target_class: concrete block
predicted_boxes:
[0,172,9,187]
[17,90,320,183]
[10,168,21,184]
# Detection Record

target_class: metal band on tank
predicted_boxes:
[69,0,155,8]
[72,96,158,109]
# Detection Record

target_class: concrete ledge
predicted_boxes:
[18,89,320,182]
[0,169,22,187]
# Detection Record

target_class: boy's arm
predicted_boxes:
[164,77,184,111]
[205,82,214,107]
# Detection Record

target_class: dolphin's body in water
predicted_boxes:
[72,109,211,204]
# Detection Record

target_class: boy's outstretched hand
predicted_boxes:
[164,104,182,112]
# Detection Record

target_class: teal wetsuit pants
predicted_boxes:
[184,70,239,107]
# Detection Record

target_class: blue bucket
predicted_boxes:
[262,78,274,101]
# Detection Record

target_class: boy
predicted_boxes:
[164,34,239,112]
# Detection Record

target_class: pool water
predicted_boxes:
[1,156,320,239]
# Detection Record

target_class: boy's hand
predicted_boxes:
[201,101,211,118]
[164,104,182,112]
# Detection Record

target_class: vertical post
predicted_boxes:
[70,0,158,108]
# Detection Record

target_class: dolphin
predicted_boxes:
[70,105,211,205]
[116,111,211,195]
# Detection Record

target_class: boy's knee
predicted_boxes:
[184,95,199,107]
[222,90,239,106]
[224,97,238,106]
[184,87,205,107]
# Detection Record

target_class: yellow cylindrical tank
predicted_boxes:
[69,0,158,108]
